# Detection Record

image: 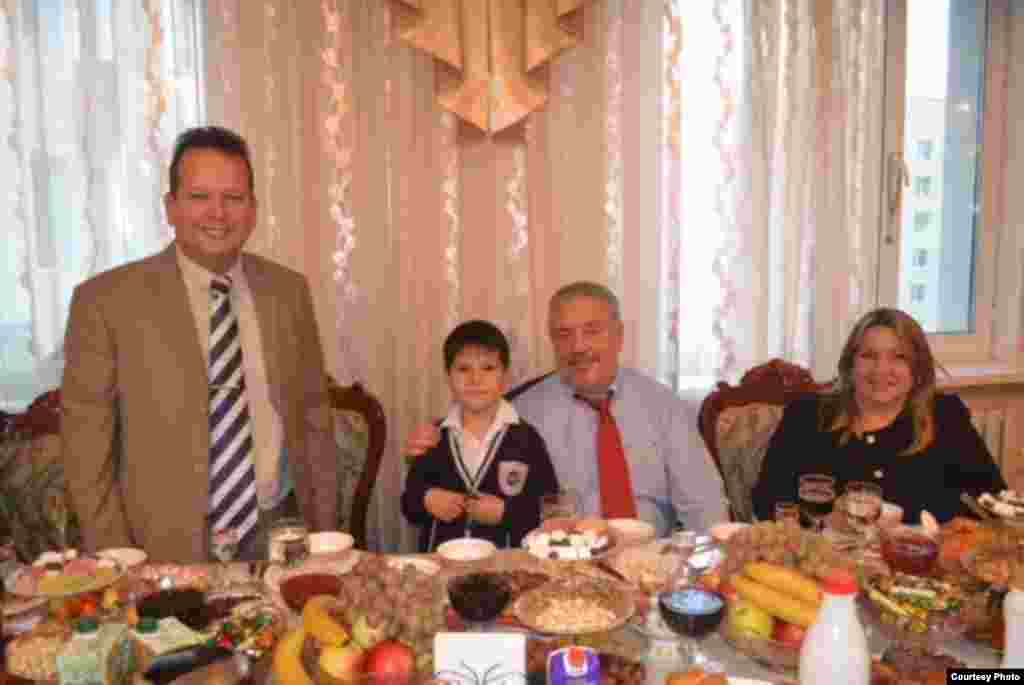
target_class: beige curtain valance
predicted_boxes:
[390,0,593,133]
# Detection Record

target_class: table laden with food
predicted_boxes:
[0,513,1017,685]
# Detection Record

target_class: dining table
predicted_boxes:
[0,540,1007,685]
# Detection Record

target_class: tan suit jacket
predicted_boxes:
[61,245,337,562]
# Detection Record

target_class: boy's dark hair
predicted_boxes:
[443,320,511,371]
[168,126,255,196]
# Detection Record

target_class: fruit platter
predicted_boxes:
[712,521,854,672]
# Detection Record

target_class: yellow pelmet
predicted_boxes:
[389,0,595,133]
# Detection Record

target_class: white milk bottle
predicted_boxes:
[798,570,870,685]
[1002,585,1024,668]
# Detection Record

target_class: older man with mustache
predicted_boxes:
[408,281,729,537]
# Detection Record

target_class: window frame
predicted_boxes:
[877,0,1008,364]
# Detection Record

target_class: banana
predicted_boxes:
[733,575,819,627]
[273,627,313,685]
[303,595,351,647]
[744,562,822,606]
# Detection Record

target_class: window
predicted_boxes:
[878,0,1005,359]
[917,139,934,160]
[913,176,933,197]
[913,211,932,231]
[0,2,205,410]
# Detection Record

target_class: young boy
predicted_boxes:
[401,320,559,552]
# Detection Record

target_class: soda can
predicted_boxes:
[547,646,600,685]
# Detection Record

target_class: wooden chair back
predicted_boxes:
[328,380,387,550]
[698,359,831,521]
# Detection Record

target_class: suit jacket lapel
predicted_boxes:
[149,245,207,407]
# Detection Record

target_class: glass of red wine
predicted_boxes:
[798,473,837,532]
[657,548,726,669]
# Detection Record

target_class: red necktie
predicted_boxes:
[579,394,638,519]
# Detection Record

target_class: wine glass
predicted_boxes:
[798,473,837,532]
[211,527,240,588]
[540,489,579,522]
[840,481,883,541]
[657,554,726,669]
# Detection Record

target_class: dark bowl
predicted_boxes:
[447,572,512,624]
[880,526,940,576]
[279,572,344,613]
[657,588,725,638]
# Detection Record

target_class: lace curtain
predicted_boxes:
[0,1,203,411]
[659,0,886,391]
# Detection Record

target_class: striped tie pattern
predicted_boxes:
[208,276,259,543]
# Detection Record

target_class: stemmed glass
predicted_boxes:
[798,473,837,532]
[210,527,240,588]
[657,551,726,670]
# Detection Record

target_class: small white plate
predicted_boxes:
[436,538,496,562]
[98,547,148,567]
[387,556,440,575]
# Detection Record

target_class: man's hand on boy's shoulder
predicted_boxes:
[425,488,466,522]
[467,494,504,526]
[404,422,442,462]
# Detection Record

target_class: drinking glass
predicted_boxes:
[210,527,240,588]
[798,474,836,532]
[657,554,726,669]
[268,517,309,566]
[540,489,579,521]
[841,481,883,539]
[774,501,800,526]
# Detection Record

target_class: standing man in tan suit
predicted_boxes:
[61,126,337,562]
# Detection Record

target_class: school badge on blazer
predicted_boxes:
[498,461,529,496]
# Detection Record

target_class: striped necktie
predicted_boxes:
[208,276,259,544]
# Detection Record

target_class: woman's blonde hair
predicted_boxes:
[821,307,938,455]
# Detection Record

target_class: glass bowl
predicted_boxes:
[880,525,939,576]
[447,572,512,624]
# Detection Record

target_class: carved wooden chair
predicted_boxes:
[1,389,73,561]
[698,359,832,522]
[327,379,387,550]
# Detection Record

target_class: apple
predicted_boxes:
[726,599,774,639]
[318,643,366,684]
[772,620,807,649]
[362,640,416,678]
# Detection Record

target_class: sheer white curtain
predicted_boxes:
[0,1,204,410]
[658,0,886,389]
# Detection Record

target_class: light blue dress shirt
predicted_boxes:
[512,368,730,538]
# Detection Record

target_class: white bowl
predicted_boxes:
[97,547,148,567]
[307,531,354,556]
[710,521,750,543]
[435,538,496,562]
[606,518,656,546]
